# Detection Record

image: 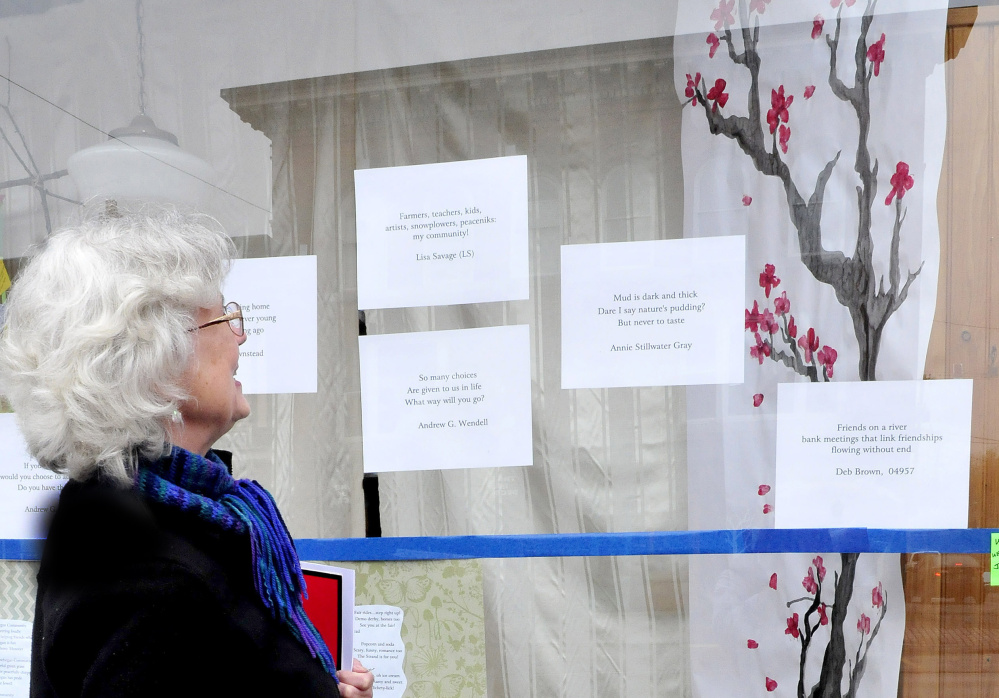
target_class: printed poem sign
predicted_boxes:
[223,255,318,394]
[775,379,973,529]
[0,414,66,538]
[561,236,745,388]
[354,606,406,698]
[358,325,532,473]
[354,155,529,309]
[0,620,31,698]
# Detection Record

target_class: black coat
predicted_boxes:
[30,454,340,698]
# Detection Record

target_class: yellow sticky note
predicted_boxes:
[991,532,999,586]
[0,259,9,297]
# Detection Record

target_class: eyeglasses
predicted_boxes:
[195,301,244,337]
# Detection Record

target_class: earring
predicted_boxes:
[170,409,183,424]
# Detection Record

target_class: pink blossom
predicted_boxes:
[798,327,819,363]
[759,263,780,298]
[769,573,778,589]
[804,85,816,99]
[753,393,764,408]
[885,161,914,205]
[812,15,825,39]
[779,124,791,154]
[767,85,793,134]
[750,332,771,365]
[710,0,736,30]
[831,0,856,7]
[742,195,753,206]
[684,73,701,105]
[872,582,884,608]
[761,308,779,335]
[707,33,720,58]
[817,345,838,378]
[758,484,771,495]
[802,567,818,594]
[748,639,759,649]
[857,613,871,634]
[813,556,826,582]
[763,503,773,514]
[786,315,798,339]
[706,78,729,112]
[766,677,778,692]
[745,300,763,332]
[785,613,800,639]
[774,291,790,316]
[818,603,829,625]
[749,0,771,14]
[867,33,886,77]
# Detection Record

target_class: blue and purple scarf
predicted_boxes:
[135,445,337,679]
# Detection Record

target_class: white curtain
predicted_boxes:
[359,40,693,697]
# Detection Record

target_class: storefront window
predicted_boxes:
[1,2,997,696]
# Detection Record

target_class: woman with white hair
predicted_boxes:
[0,205,373,698]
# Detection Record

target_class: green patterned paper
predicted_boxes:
[318,559,486,698]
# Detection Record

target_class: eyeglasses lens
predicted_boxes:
[226,302,244,336]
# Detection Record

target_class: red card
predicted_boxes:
[302,569,344,670]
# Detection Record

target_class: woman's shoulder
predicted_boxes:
[32,487,282,698]
[39,476,235,593]
[33,478,341,697]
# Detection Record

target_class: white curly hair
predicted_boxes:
[0,203,236,484]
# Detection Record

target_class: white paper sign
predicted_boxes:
[358,325,532,473]
[561,236,746,389]
[0,415,65,539]
[223,255,317,394]
[353,606,406,698]
[354,155,529,309]
[775,379,973,529]
[0,619,31,698]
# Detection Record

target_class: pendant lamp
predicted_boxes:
[67,0,214,206]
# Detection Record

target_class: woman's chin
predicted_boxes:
[235,399,252,423]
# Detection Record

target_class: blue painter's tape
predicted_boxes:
[293,528,992,562]
[2,529,993,562]
[735,528,869,554]
[0,539,43,560]
[866,528,990,554]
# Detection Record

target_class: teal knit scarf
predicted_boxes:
[135,445,337,679]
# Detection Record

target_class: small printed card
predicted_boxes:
[561,236,745,388]
[358,325,533,473]
[775,379,973,528]
[355,156,529,309]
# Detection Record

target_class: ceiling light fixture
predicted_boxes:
[67,0,213,206]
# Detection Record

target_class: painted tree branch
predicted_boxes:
[808,553,858,698]
[792,569,825,698]
[781,554,872,698]
[694,0,923,380]
[746,266,837,382]
[845,588,888,698]
[774,553,887,697]
[770,346,820,381]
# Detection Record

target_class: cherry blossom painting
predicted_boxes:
[677,1,947,696]
[692,553,901,697]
